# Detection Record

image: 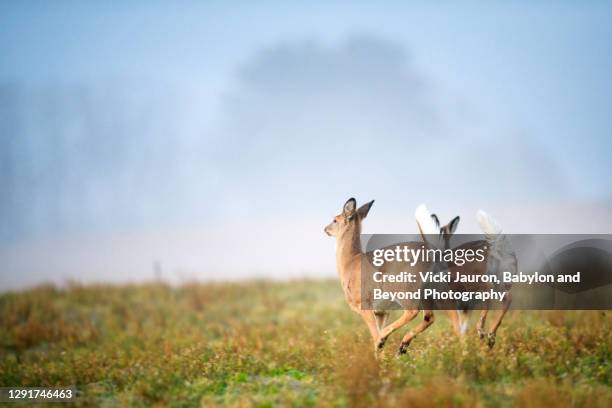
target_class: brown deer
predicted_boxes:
[324,198,439,354]
[417,205,515,348]
[415,205,468,337]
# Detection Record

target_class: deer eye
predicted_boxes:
[333,219,337,223]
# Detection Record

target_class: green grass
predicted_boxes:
[0,280,610,407]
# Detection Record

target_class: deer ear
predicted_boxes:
[343,198,357,215]
[357,200,375,219]
[431,214,440,229]
[448,216,460,234]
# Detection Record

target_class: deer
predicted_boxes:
[414,206,468,337]
[416,205,515,348]
[324,198,440,354]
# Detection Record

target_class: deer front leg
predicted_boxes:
[398,310,435,354]
[375,309,419,351]
[358,310,381,349]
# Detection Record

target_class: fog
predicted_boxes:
[1,2,611,289]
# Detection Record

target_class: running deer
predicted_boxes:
[416,206,515,348]
[415,206,466,337]
[324,198,437,354]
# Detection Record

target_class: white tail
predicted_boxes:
[476,209,511,257]
[415,204,441,247]
[476,209,502,238]
[420,207,514,347]
[475,208,515,347]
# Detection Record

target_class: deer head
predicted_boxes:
[324,197,374,238]
[431,213,460,249]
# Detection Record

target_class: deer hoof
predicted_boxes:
[487,333,496,349]
[398,340,411,355]
[478,329,485,341]
[376,336,387,350]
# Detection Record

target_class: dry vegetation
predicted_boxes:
[0,280,610,407]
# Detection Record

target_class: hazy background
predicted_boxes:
[1,1,611,289]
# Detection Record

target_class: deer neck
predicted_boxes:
[335,223,362,286]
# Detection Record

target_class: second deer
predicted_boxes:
[416,206,516,348]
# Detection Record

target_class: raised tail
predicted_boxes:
[415,204,441,248]
[477,209,514,259]
[476,209,516,289]
[476,209,502,242]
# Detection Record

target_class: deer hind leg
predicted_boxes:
[459,309,470,335]
[375,309,419,351]
[398,310,435,354]
[477,308,488,340]
[447,309,469,337]
[374,311,388,331]
[449,309,470,337]
[447,309,460,336]
[486,292,512,349]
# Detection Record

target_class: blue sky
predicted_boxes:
[2,1,610,200]
[1,1,611,286]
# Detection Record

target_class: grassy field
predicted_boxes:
[0,280,610,407]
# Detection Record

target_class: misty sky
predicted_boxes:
[1,1,611,288]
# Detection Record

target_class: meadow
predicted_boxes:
[0,280,610,407]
